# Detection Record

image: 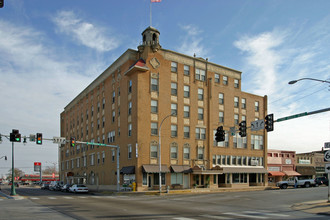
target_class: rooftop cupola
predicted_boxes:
[138,26,161,53]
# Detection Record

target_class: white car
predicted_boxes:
[69,184,89,193]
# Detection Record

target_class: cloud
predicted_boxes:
[52,10,120,52]
[177,24,208,58]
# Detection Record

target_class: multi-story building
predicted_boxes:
[60,27,268,191]
[267,149,300,185]
[296,151,326,179]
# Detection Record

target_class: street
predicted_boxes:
[1,185,329,219]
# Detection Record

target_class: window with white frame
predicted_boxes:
[171,61,178,72]
[223,76,228,85]
[171,145,178,159]
[234,79,239,88]
[255,101,259,112]
[128,144,132,159]
[151,122,158,135]
[97,152,100,165]
[151,78,158,92]
[219,111,224,123]
[83,156,87,167]
[112,150,115,162]
[151,100,158,113]
[128,80,132,93]
[195,127,206,140]
[198,88,204,100]
[234,133,247,148]
[195,68,206,81]
[102,151,105,164]
[112,111,115,122]
[102,98,105,109]
[90,154,95,166]
[184,126,190,138]
[215,73,220,83]
[128,123,132,137]
[76,157,80,168]
[242,98,246,109]
[128,101,132,115]
[213,130,229,147]
[251,135,263,150]
[150,144,158,158]
[234,114,239,125]
[71,159,74,169]
[171,82,177,96]
[184,65,190,75]
[184,105,190,118]
[171,124,177,137]
[171,103,177,115]
[198,147,204,160]
[184,85,190,98]
[234,97,239,108]
[183,146,190,159]
[198,108,204,120]
[219,93,224,104]
[102,116,105,128]
[112,91,115,104]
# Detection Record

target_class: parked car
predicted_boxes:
[41,182,50,190]
[61,183,72,192]
[276,177,317,189]
[69,184,89,193]
[315,177,329,186]
[49,181,63,191]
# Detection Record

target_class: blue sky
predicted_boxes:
[1,0,330,176]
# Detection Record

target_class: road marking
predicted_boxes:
[243,211,290,217]
[172,218,197,220]
[200,214,233,219]
[63,197,74,199]
[48,197,57,200]
[223,212,268,219]
[30,197,40,200]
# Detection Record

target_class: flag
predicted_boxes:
[151,0,161,2]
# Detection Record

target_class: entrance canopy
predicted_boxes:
[142,164,170,173]
[170,165,191,173]
[268,171,285,176]
[120,166,135,174]
[283,170,301,176]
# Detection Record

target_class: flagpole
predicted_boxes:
[150,1,152,26]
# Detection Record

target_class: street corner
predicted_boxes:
[292,200,330,216]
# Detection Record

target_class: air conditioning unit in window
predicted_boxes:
[251,159,258,166]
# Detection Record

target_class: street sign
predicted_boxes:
[325,164,330,174]
[230,127,236,136]
[53,137,66,144]
[324,151,330,162]
[34,162,41,172]
[325,142,330,149]
[251,119,264,131]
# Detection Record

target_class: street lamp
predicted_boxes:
[158,113,176,194]
[288,78,330,85]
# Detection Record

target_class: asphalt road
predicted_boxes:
[1,185,329,220]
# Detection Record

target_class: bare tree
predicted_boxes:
[7,168,25,181]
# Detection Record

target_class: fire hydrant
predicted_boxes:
[132,182,136,191]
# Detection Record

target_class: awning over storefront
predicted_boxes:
[268,171,285,176]
[142,164,170,173]
[191,166,223,174]
[283,170,301,176]
[170,165,192,173]
[222,167,268,174]
[120,166,135,174]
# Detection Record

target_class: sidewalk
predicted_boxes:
[292,200,330,216]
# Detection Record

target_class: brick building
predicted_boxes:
[60,27,268,191]
[296,151,326,179]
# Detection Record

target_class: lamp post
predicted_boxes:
[288,78,330,85]
[158,113,175,194]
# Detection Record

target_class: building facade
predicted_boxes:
[60,27,269,191]
[296,151,326,179]
[267,149,300,185]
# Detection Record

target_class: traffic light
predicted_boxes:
[265,113,274,132]
[70,137,76,147]
[36,133,42,145]
[239,121,247,137]
[0,0,4,8]
[215,126,225,142]
[10,129,21,142]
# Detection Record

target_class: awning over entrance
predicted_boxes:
[142,164,170,173]
[222,167,268,174]
[120,166,135,174]
[191,166,223,174]
[283,170,301,176]
[268,171,285,176]
[171,165,192,173]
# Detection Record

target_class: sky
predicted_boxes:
[0,0,330,177]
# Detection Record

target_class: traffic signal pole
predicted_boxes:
[10,141,16,196]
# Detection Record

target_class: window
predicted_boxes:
[234,97,239,108]
[171,125,177,137]
[151,100,158,113]
[198,147,204,160]
[219,93,224,104]
[97,119,100,130]
[108,131,115,143]
[198,88,204,100]
[151,78,158,92]
[151,145,158,158]
[242,98,246,109]
[214,130,229,147]
[128,101,132,115]
[215,73,220,83]
[102,116,105,128]
[128,80,132,93]
[97,102,100,113]
[112,111,115,122]
[171,62,178,72]
[234,134,247,148]
[184,105,190,118]
[76,158,80,168]
[184,85,190,98]
[255,101,259,112]
[171,173,183,185]
[128,144,132,159]
[171,83,177,96]
[195,68,206,81]
[112,91,115,104]
[234,79,239,88]
[184,126,190,138]
[183,146,190,159]
[234,114,239,125]
[102,98,105,109]
[223,76,228,85]
[86,109,88,120]
[195,127,206,140]
[171,103,177,116]
[242,115,246,122]
[112,150,115,162]
[184,65,190,75]
[90,154,95,166]
[251,135,263,150]
[102,151,105,164]
[171,146,178,159]
[128,123,132,137]
[198,108,204,120]
[91,106,94,116]
[151,122,158,135]
[97,152,100,165]
[219,111,224,123]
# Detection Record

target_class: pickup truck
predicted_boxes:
[276,177,317,189]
